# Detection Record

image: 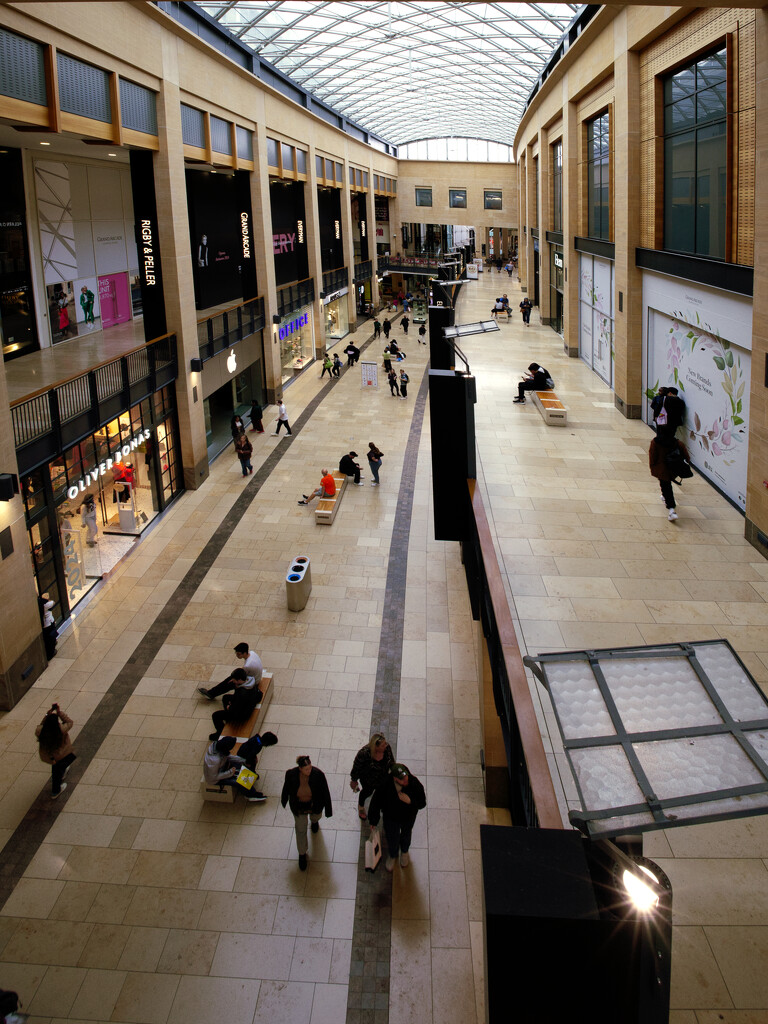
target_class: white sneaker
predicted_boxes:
[355,482,364,486]
[400,852,410,867]
[52,783,67,799]
[385,856,395,872]
[668,510,678,521]
[371,482,379,487]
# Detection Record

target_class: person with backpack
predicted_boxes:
[655,386,686,440]
[649,433,692,521]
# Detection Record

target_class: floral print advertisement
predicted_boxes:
[648,308,750,509]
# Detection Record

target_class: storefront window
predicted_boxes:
[278,306,314,384]
[579,253,614,386]
[550,245,564,336]
[324,296,349,346]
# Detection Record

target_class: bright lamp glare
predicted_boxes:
[622,865,660,912]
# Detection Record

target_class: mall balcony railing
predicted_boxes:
[353,259,373,283]
[462,481,563,830]
[11,334,178,476]
[276,277,315,318]
[197,296,265,363]
[321,266,349,295]
[378,254,443,274]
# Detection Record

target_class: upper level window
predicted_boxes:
[552,140,563,232]
[484,190,502,210]
[449,189,467,208]
[586,112,610,240]
[663,46,727,259]
[415,187,432,207]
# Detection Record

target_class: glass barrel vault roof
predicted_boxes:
[194,1,579,145]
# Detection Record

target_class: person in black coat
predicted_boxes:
[513,362,552,403]
[249,399,264,433]
[339,451,363,485]
[209,670,261,738]
[368,763,426,871]
[281,755,333,870]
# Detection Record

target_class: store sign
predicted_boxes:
[66,427,152,500]
[273,232,296,254]
[278,313,309,340]
[334,220,340,240]
[554,252,564,269]
[361,220,366,237]
[240,212,251,258]
[140,220,157,285]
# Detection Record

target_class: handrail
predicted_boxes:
[469,480,563,829]
[9,332,177,407]
[195,294,262,324]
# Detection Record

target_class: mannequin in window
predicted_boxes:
[81,495,98,546]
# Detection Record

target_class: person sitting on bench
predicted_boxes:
[513,362,553,404]
[203,736,265,802]
[339,451,364,485]
[298,469,336,505]
[209,670,261,738]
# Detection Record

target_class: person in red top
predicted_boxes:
[298,469,336,505]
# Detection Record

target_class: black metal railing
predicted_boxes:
[321,266,349,295]
[277,277,315,317]
[12,334,178,474]
[353,259,373,283]
[379,254,443,274]
[461,483,562,829]
[197,296,265,362]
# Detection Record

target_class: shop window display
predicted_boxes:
[278,307,314,383]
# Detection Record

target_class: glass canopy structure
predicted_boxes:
[195,1,579,145]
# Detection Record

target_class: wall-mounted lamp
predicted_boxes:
[272,314,281,324]
[190,358,203,373]
[0,474,19,501]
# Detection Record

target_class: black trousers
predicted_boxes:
[659,479,675,509]
[52,752,76,794]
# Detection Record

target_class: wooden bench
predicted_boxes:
[315,471,348,525]
[200,672,273,802]
[532,390,568,426]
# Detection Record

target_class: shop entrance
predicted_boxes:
[204,358,264,461]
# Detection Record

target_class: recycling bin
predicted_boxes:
[286,555,312,612]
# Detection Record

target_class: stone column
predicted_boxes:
[250,126,280,405]
[303,151,325,360]
[339,165,356,328]
[153,74,209,488]
[612,40,644,418]
[563,92,579,357]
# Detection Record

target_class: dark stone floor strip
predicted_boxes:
[0,328,379,910]
[345,364,430,1024]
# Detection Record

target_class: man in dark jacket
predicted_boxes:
[339,451,364,485]
[368,763,426,871]
[513,362,553,403]
[209,670,261,738]
[281,756,333,870]
[656,386,687,440]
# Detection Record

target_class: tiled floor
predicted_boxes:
[0,270,767,1024]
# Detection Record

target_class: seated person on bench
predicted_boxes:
[198,642,262,700]
[513,362,553,404]
[209,669,261,738]
[298,468,336,505]
[339,451,364,485]
[235,730,278,772]
[203,735,265,802]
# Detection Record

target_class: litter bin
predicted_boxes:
[286,556,312,612]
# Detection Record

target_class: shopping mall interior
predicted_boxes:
[0,2,768,1022]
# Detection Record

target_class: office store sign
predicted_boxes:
[278,313,309,341]
[66,427,152,500]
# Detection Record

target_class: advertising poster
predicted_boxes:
[647,305,750,509]
[74,276,100,331]
[98,271,131,329]
[360,361,379,389]
[47,281,79,344]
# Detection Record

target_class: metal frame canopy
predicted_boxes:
[524,641,768,840]
[194,1,578,144]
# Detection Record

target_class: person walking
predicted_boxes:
[249,399,264,433]
[382,318,391,340]
[36,703,76,799]
[399,368,409,399]
[368,763,426,871]
[418,324,427,345]
[332,353,342,377]
[39,593,57,660]
[373,318,382,339]
[231,413,247,436]
[234,430,253,475]
[345,342,357,367]
[655,386,687,440]
[401,315,409,336]
[649,432,692,521]
[519,296,533,325]
[387,369,400,397]
[367,442,383,486]
[281,755,333,870]
[320,353,333,379]
[350,733,394,819]
[274,400,292,436]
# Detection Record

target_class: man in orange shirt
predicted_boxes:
[298,469,336,505]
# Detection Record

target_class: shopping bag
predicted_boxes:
[235,766,258,790]
[365,827,381,872]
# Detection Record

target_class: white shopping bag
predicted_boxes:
[365,827,381,872]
